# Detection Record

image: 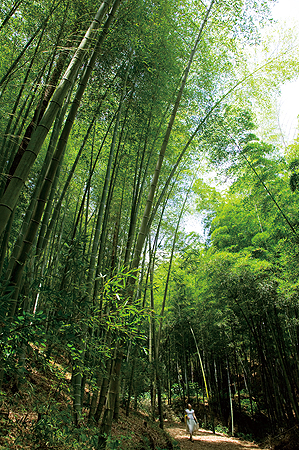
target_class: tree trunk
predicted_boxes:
[130,0,215,276]
[0,0,114,235]
[97,350,123,449]
[227,359,234,437]
[0,0,24,30]
[5,0,121,318]
[3,6,71,193]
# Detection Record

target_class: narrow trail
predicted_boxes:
[165,423,269,450]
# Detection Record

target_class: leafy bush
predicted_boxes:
[26,405,99,449]
[214,423,229,434]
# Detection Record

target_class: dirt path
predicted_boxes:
[165,423,269,450]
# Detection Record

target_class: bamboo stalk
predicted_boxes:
[0,0,113,235]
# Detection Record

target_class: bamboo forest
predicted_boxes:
[2,0,299,448]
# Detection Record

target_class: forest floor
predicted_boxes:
[165,422,267,450]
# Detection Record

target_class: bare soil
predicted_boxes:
[165,422,269,450]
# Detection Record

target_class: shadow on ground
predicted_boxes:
[165,422,265,450]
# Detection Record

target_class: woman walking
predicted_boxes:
[185,403,198,442]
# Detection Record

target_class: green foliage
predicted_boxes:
[0,309,47,380]
[235,431,254,442]
[106,433,136,450]
[289,172,299,192]
[26,405,99,449]
[201,106,256,168]
[240,396,258,415]
[1,0,297,446]
[288,159,299,192]
[214,423,229,435]
[155,123,299,436]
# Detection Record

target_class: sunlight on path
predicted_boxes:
[165,423,269,450]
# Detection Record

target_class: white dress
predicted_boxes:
[185,408,196,433]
